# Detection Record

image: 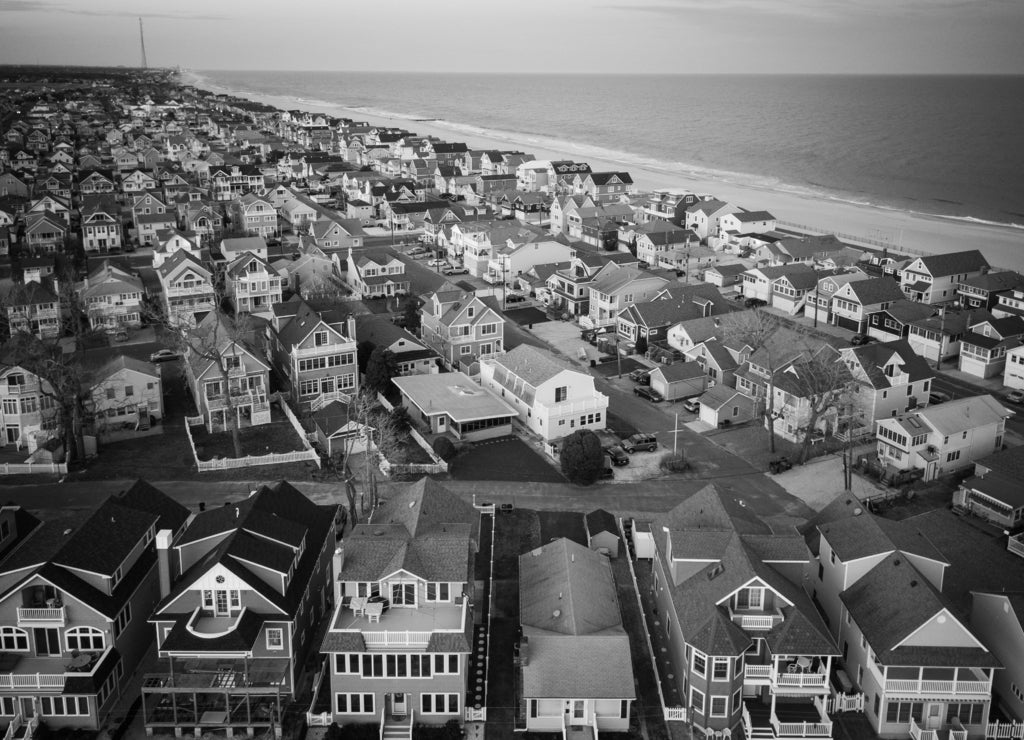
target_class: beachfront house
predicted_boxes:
[899,251,990,305]
[684,199,739,241]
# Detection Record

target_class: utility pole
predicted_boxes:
[138,18,148,70]
[935,307,946,371]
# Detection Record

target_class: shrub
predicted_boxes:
[432,436,457,461]
[559,429,605,485]
[634,335,648,356]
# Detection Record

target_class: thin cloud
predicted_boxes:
[0,1,226,20]
[605,0,1022,18]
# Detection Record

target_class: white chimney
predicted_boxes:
[155,529,173,599]
[332,544,345,605]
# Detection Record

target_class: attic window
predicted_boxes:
[314,331,329,346]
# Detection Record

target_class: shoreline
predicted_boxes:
[183,70,1024,271]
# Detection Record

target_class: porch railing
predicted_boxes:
[827,692,865,713]
[0,672,66,690]
[742,703,753,740]
[16,606,67,625]
[310,390,352,412]
[776,671,829,690]
[1008,533,1024,559]
[950,718,968,740]
[361,631,433,648]
[745,664,773,681]
[910,718,938,740]
[986,721,1024,739]
[664,707,687,722]
[771,715,832,737]
[885,678,989,694]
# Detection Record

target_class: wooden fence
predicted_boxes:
[184,416,321,472]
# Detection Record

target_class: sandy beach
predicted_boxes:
[187,73,1024,271]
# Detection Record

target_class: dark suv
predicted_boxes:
[605,445,630,466]
[622,433,658,453]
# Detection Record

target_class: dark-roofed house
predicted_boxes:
[958,315,1024,379]
[318,478,478,731]
[866,300,937,343]
[804,500,999,740]
[353,314,439,376]
[4,278,61,339]
[420,288,505,372]
[0,482,189,730]
[957,271,1022,311]
[953,446,1024,528]
[144,482,338,737]
[841,340,934,432]
[156,250,216,328]
[518,538,635,732]
[899,251,990,306]
[829,276,905,333]
[267,299,358,410]
[616,283,737,346]
[649,485,838,736]
[479,344,608,441]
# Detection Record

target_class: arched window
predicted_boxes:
[0,627,29,651]
[65,626,105,652]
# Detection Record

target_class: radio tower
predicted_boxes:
[139,17,148,69]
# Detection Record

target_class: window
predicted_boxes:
[40,696,89,716]
[0,626,29,651]
[818,563,824,580]
[224,355,241,370]
[1,696,15,716]
[555,386,568,402]
[106,387,116,400]
[266,628,283,650]
[113,603,131,638]
[946,450,961,463]
[690,688,705,715]
[692,650,707,677]
[314,330,329,346]
[125,385,134,397]
[66,626,104,652]
[426,583,451,602]
[885,701,923,724]
[391,582,415,606]
[335,693,374,714]
[947,703,984,725]
[732,689,742,713]
[421,693,459,714]
[712,657,729,681]
[710,696,728,718]
[460,345,472,355]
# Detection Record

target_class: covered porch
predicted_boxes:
[744,697,833,739]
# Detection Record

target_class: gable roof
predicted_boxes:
[912,250,990,278]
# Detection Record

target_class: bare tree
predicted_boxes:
[721,309,792,454]
[772,346,854,464]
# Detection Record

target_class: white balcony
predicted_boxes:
[745,664,773,683]
[776,671,829,691]
[330,599,467,651]
[293,342,356,360]
[536,395,609,418]
[885,678,990,695]
[728,605,784,631]
[165,284,214,299]
[17,606,67,626]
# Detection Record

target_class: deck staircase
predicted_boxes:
[745,701,776,740]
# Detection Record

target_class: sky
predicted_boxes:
[1,0,1023,75]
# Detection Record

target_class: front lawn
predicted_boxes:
[190,418,306,461]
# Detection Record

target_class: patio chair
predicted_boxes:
[365,602,383,623]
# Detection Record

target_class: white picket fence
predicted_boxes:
[195,448,320,472]
[828,693,865,713]
[0,461,67,476]
[987,721,1024,739]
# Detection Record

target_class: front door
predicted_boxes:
[214,590,230,616]
[21,697,35,718]
[925,703,943,730]
[392,693,407,717]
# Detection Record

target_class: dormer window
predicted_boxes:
[735,587,764,611]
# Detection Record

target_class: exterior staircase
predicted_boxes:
[745,701,775,740]
[382,711,412,740]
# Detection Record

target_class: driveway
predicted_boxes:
[502,306,548,326]
[447,436,567,483]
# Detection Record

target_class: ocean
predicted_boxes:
[193,70,1024,230]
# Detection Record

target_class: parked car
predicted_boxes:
[628,368,651,385]
[744,298,768,308]
[599,458,614,480]
[499,503,514,513]
[622,433,658,453]
[149,349,180,363]
[582,326,611,343]
[427,258,448,268]
[443,265,469,275]
[929,391,952,405]
[682,397,701,413]
[634,386,664,403]
[407,246,428,256]
[1005,389,1024,405]
[850,334,875,346]
[113,330,129,342]
[768,456,793,474]
[604,445,630,466]
[505,294,526,304]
